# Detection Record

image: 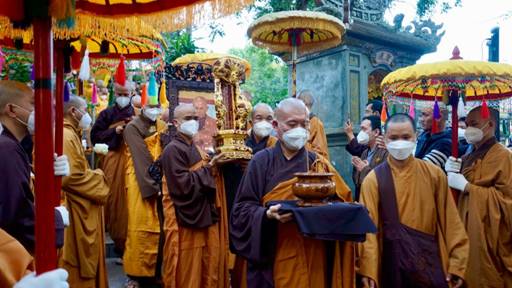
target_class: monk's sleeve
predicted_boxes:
[123,123,160,199]
[230,155,277,264]
[309,118,330,159]
[91,110,123,149]
[435,169,469,279]
[62,130,109,204]
[357,172,380,284]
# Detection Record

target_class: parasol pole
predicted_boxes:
[290,29,299,98]
[54,40,65,206]
[33,16,57,274]
[449,89,460,203]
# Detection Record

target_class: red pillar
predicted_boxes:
[33,17,57,274]
[54,41,64,206]
[450,90,460,204]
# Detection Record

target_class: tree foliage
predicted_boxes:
[229,44,289,106]
[416,0,462,18]
[162,30,203,65]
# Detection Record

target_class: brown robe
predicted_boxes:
[0,228,33,287]
[161,133,229,288]
[308,115,330,160]
[60,119,109,288]
[358,156,469,287]
[459,139,512,287]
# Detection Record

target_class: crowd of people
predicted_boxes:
[0,77,511,288]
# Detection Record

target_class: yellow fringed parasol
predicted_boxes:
[172,52,251,77]
[248,11,345,97]
[71,36,163,60]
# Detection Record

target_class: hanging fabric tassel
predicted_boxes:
[147,72,158,106]
[481,98,490,119]
[432,99,441,134]
[408,99,415,118]
[30,64,35,82]
[78,50,90,81]
[381,100,388,125]
[457,95,466,117]
[108,81,115,107]
[91,83,98,105]
[0,48,5,76]
[159,79,168,109]
[141,83,148,107]
[64,81,70,102]
[115,56,126,86]
[71,49,81,71]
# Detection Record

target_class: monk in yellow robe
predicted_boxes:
[298,90,330,160]
[161,104,232,288]
[60,95,109,288]
[230,98,354,288]
[123,103,166,287]
[358,113,469,288]
[445,106,512,287]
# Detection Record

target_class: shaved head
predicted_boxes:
[174,103,196,121]
[297,90,315,109]
[467,106,498,124]
[0,80,33,115]
[275,98,308,122]
[64,95,87,114]
[192,96,208,118]
[114,83,132,97]
[273,98,310,144]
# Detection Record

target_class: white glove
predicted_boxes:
[14,268,69,288]
[444,156,462,173]
[93,143,109,155]
[447,172,469,191]
[54,154,70,177]
[55,206,70,227]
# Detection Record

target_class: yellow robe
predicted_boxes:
[123,120,165,277]
[358,156,469,287]
[61,119,109,288]
[308,116,330,160]
[459,143,512,287]
[0,228,33,287]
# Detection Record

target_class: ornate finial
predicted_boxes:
[450,46,463,60]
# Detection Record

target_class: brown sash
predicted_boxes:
[461,137,497,173]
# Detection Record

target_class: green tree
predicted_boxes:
[162,30,203,65]
[229,44,289,106]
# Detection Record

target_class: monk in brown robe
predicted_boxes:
[91,82,135,255]
[358,113,469,288]
[123,102,166,287]
[230,98,354,288]
[297,90,330,160]
[445,106,512,287]
[161,103,232,288]
[192,96,217,153]
[61,95,109,288]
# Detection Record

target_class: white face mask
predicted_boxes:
[457,128,466,140]
[143,108,162,122]
[282,127,309,151]
[179,120,199,137]
[386,140,416,161]
[464,126,484,144]
[79,112,92,130]
[253,121,273,138]
[27,111,35,135]
[357,131,370,145]
[116,96,131,108]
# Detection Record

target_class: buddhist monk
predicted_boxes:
[358,113,469,288]
[348,115,388,201]
[161,103,232,288]
[123,101,166,287]
[60,95,109,288]
[95,80,109,116]
[192,96,217,153]
[0,80,67,254]
[131,94,142,116]
[230,98,354,288]
[91,82,135,256]
[445,106,512,287]
[415,104,451,168]
[297,90,330,160]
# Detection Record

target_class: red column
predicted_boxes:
[450,90,460,204]
[33,17,57,274]
[54,41,64,206]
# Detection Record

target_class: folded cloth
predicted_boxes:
[267,200,377,242]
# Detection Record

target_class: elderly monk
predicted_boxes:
[358,113,469,288]
[161,103,232,288]
[445,106,512,287]
[192,96,217,153]
[91,82,135,255]
[60,95,109,288]
[297,90,330,160]
[123,101,166,287]
[0,80,67,254]
[131,94,142,116]
[415,104,452,168]
[230,98,354,288]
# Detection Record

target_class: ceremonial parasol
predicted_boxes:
[172,52,251,76]
[382,47,512,158]
[247,11,345,97]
